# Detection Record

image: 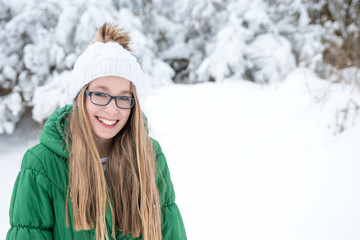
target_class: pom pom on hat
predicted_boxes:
[69,41,143,101]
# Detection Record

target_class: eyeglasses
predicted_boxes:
[85,90,135,109]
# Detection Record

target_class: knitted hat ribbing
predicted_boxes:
[69,41,143,100]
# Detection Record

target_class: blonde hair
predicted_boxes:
[65,23,162,240]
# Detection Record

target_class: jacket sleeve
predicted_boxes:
[153,140,187,240]
[6,150,54,240]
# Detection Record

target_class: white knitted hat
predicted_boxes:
[69,41,143,100]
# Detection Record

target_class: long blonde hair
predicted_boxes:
[65,23,162,240]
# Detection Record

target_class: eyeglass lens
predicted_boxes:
[91,92,133,109]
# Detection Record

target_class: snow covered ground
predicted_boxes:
[1,69,360,239]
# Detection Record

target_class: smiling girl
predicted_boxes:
[6,23,186,240]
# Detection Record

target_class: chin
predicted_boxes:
[95,131,119,141]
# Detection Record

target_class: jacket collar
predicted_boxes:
[40,104,73,159]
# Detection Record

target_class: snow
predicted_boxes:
[31,70,72,123]
[159,42,191,60]
[196,25,247,82]
[0,92,23,134]
[2,66,16,81]
[246,33,296,83]
[1,69,360,239]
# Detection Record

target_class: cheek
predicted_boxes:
[84,99,98,126]
[120,110,131,124]
[125,110,131,120]
[85,98,95,116]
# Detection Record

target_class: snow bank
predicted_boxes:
[140,70,360,240]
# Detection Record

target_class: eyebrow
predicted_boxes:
[91,86,131,95]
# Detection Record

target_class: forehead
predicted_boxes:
[89,76,131,94]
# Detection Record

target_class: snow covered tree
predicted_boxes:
[1,0,360,134]
[0,0,174,134]
[157,0,297,84]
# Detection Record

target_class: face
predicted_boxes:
[85,76,132,145]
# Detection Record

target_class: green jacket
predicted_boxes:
[7,105,186,240]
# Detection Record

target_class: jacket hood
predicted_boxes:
[40,104,73,159]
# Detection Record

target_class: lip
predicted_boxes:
[96,116,119,129]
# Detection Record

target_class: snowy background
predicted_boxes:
[1,0,360,239]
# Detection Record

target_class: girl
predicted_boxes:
[7,23,186,240]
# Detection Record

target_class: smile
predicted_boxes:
[96,116,118,126]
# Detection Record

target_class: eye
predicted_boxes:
[118,96,131,101]
[93,92,107,97]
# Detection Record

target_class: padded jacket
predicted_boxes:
[6,104,186,239]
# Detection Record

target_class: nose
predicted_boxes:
[104,99,118,115]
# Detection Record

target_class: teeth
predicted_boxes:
[98,117,116,126]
